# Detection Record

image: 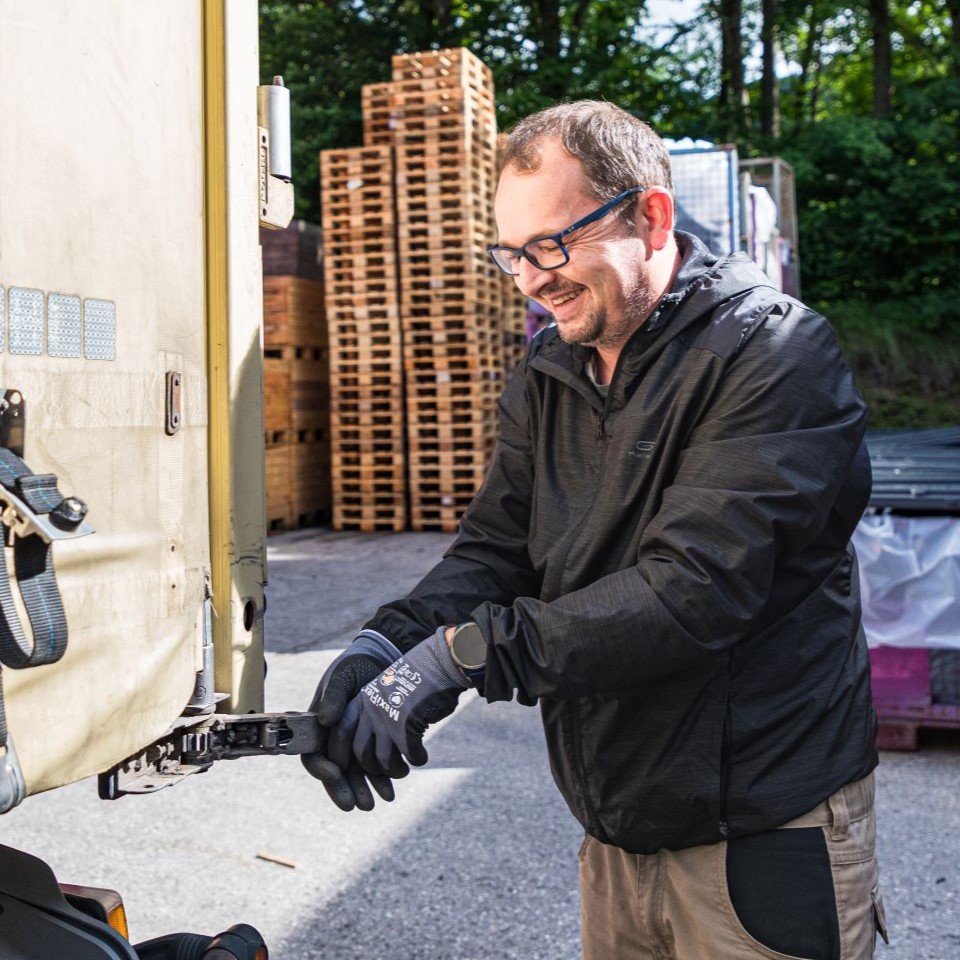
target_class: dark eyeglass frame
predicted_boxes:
[487,186,646,276]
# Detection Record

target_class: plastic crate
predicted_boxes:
[870,647,960,749]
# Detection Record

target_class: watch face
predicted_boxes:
[452,623,486,670]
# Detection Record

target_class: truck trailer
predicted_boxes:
[0,2,301,955]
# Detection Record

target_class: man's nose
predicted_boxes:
[515,256,557,297]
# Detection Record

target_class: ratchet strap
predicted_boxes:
[0,446,89,747]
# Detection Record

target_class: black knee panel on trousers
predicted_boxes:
[726,826,841,960]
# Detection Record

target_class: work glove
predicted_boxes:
[345,626,471,777]
[301,629,403,812]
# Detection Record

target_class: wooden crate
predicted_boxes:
[263,345,330,439]
[263,276,327,348]
[265,444,294,532]
[265,440,334,533]
[260,220,324,282]
[292,440,332,527]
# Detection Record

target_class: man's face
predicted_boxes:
[494,139,659,351]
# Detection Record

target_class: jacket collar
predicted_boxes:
[528,232,777,408]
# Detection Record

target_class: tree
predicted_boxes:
[952,0,960,76]
[868,0,893,116]
[760,0,781,136]
[716,0,748,139]
[257,0,960,424]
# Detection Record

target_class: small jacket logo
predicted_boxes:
[628,440,656,460]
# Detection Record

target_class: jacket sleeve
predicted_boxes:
[363,359,542,652]
[475,302,872,701]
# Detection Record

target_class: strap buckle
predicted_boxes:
[0,485,94,544]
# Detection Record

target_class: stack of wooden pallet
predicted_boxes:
[390,49,501,531]
[321,146,407,531]
[262,272,332,531]
[324,47,528,533]
[496,133,532,379]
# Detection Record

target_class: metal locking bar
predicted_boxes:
[98,712,323,799]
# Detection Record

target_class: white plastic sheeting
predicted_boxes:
[854,514,960,649]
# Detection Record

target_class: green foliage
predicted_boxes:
[259,1,960,426]
[781,75,960,425]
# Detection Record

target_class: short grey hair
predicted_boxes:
[501,101,674,205]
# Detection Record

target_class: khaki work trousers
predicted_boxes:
[580,774,888,959]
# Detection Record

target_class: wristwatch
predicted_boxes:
[449,622,487,691]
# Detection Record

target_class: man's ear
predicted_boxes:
[642,189,675,250]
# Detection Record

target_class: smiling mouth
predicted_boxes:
[549,289,582,307]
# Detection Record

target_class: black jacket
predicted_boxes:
[369,233,878,854]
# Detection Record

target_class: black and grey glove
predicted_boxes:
[301,629,403,811]
[346,626,471,776]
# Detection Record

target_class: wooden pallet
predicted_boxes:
[321,145,396,242]
[362,76,494,148]
[321,142,409,535]
[334,500,408,533]
[391,47,493,94]
[321,145,396,178]
[500,268,530,379]
[399,221,494,245]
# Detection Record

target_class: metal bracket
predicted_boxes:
[98,711,322,799]
[257,127,294,230]
[165,370,182,436]
[0,390,26,458]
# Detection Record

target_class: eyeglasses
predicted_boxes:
[487,186,646,276]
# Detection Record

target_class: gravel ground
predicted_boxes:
[1,527,958,958]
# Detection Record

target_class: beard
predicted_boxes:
[554,277,659,351]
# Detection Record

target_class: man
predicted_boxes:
[303,101,887,959]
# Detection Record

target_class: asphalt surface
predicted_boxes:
[2,527,959,958]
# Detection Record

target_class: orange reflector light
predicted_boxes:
[256,950,268,960]
[107,902,129,940]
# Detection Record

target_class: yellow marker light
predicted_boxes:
[106,901,130,940]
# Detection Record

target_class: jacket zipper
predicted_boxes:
[539,381,611,602]
[718,652,734,838]
[571,376,620,833]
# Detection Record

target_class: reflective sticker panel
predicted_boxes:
[8,287,45,355]
[84,298,116,360]
[48,293,82,357]
[0,286,5,352]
